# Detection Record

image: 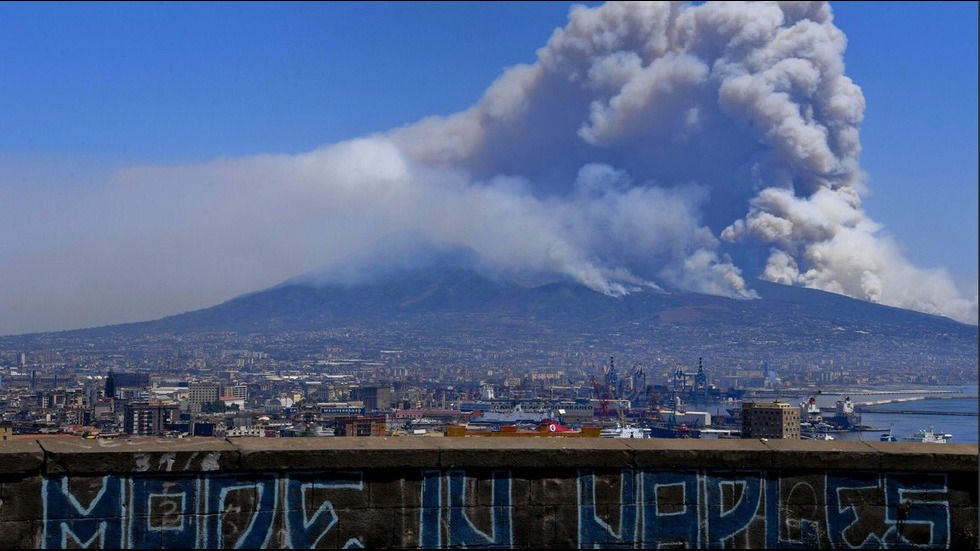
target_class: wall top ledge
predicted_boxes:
[1,437,976,476]
[0,440,44,474]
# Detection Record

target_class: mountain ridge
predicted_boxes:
[5,264,974,375]
[49,266,975,337]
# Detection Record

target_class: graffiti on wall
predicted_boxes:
[576,469,950,549]
[38,469,952,548]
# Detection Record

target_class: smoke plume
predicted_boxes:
[1,1,976,333]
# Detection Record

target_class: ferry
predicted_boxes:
[600,425,650,439]
[469,403,551,424]
[446,420,601,438]
[901,428,952,444]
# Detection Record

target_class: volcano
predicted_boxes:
[11,238,974,374]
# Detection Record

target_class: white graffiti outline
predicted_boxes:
[447,469,513,547]
[146,492,186,532]
[42,476,123,550]
[577,469,639,548]
[651,482,689,517]
[203,476,278,549]
[284,472,364,549]
[718,480,748,518]
[419,469,442,548]
[828,475,883,549]
[884,473,950,549]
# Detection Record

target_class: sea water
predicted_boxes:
[829,384,978,444]
[841,396,978,444]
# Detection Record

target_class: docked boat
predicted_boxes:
[600,425,651,439]
[697,428,738,439]
[880,428,897,442]
[469,403,551,424]
[800,396,822,423]
[901,428,952,444]
[648,423,701,439]
[446,420,601,438]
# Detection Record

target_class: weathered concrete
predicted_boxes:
[624,437,774,469]
[861,440,979,472]
[0,437,975,549]
[0,440,43,475]
[39,437,238,475]
[761,439,881,470]
[235,436,444,470]
[436,436,634,468]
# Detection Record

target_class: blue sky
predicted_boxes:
[0,1,976,332]
[1,2,586,161]
[831,1,978,287]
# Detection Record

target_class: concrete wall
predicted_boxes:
[0,438,976,548]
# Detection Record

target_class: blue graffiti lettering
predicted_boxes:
[578,469,638,549]
[446,470,513,548]
[129,476,199,549]
[884,473,949,548]
[826,472,884,549]
[43,476,125,549]
[420,470,443,549]
[641,471,700,548]
[284,471,363,549]
[704,471,762,549]
[202,474,278,549]
[763,473,819,549]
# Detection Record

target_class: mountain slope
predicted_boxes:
[103,268,974,338]
[140,265,508,333]
[7,265,975,374]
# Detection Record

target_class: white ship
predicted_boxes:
[470,403,552,424]
[800,396,822,422]
[600,425,650,439]
[901,428,952,444]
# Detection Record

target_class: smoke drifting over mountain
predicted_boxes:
[2,1,976,332]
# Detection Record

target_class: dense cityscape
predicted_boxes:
[2,324,975,441]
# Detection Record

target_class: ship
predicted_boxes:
[446,420,601,438]
[468,403,551,424]
[646,396,712,438]
[800,396,822,423]
[900,428,952,444]
[647,423,701,438]
[599,425,651,439]
[831,396,862,429]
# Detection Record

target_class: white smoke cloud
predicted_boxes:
[387,0,973,323]
[1,0,975,333]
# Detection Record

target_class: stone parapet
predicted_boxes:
[1,437,976,548]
